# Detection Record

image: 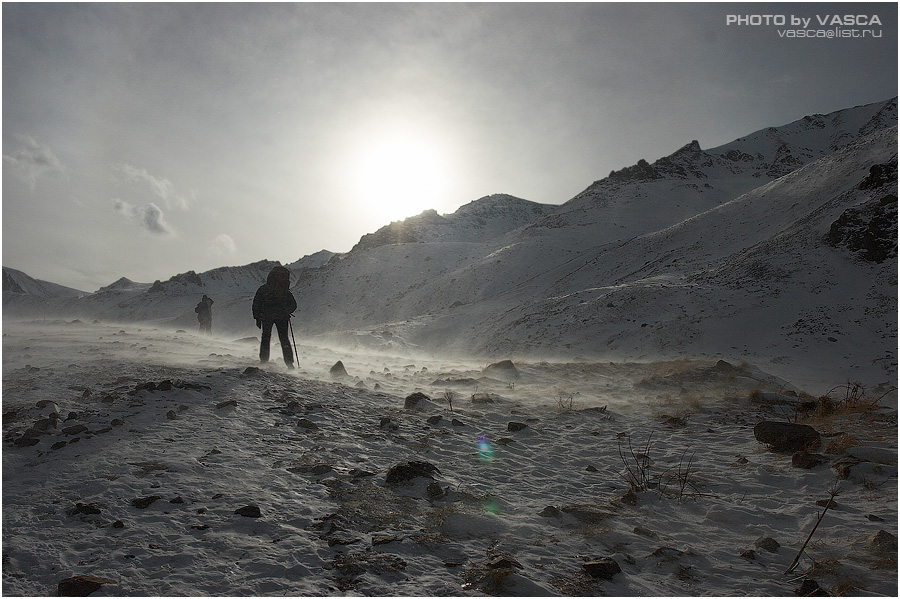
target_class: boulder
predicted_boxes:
[330,361,349,378]
[234,504,262,518]
[753,421,820,452]
[484,360,519,379]
[404,392,430,410]
[386,460,440,485]
[792,451,827,469]
[57,575,117,596]
[868,529,897,555]
[583,558,621,579]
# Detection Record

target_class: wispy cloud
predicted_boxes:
[114,163,191,210]
[113,199,174,235]
[2,134,65,190]
[209,233,237,257]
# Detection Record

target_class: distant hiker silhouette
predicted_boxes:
[252,266,297,368]
[195,294,213,334]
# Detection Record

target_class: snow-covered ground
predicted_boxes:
[3,319,896,596]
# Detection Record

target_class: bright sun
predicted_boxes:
[350,129,447,223]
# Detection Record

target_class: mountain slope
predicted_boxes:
[2,98,896,392]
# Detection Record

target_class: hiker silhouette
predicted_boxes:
[252,266,297,368]
[195,294,213,334]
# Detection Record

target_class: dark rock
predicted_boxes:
[583,557,621,579]
[57,574,117,596]
[288,464,334,476]
[487,555,523,570]
[62,424,87,436]
[157,380,173,391]
[451,418,465,427]
[404,392,430,410]
[166,410,177,420]
[297,418,319,431]
[869,529,898,555]
[754,537,779,553]
[792,451,827,469]
[507,422,528,432]
[216,400,238,409]
[386,460,440,485]
[794,579,829,596]
[867,514,885,522]
[234,504,262,518]
[131,496,162,509]
[13,436,40,447]
[169,496,185,504]
[330,361,348,378]
[112,520,125,528]
[242,367,261,376]
[753,421,821,452]
[539,506,561,518]
[51,441,68,450]
[740,549,756,560]
[426,415,442,425]
[372,533,400,546]
[67,503,102,516]
[426,481,444,499]
[484,360,519,379]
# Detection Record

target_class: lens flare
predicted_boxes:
[477,435,494,462]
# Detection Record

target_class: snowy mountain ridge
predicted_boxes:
[3,97,897,392]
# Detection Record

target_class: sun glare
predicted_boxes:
[349,127,449,224]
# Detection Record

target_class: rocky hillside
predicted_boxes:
[3,98,896,391]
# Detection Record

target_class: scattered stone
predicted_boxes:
[13,436,40,447]
[234,504,262,518]
[867,514,885,522]
[242,367,261,376]
[288,464,334,475]
[794,578,829,596]
[111,419,124,427]
[451,418,465,427]
[740,549,756,560]
[616,489,638,506]
[51,441,68,450]
[216,400,238,409]
[661,415,686,427]
[471,392,495,404]
[507,422,528,432]
[426,415,442,425]
[753,421,821,452]
[169,496,185,504]
[868,529,897,555]
[754,537,779,553]
[112,520,125,529]
[538,506,561,518]
[792,451,827,469]
[386,460,440,485]
[62,424,88,436]
[157,380,173,391]
[372,533,400,546]
[583,557,621,579]
[57,574,117,596]
[484,359,520,379]
[487,555,523,570]
[297,418,319,431]
[404,392,430,410]
[585,464,598,472]
[330,361,349,378]
[166,410,177,420]
[426,481,444,499]
[131,496,162,509]
[67,503,102,516]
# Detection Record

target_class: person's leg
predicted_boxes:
[259,321,274,362]
[274,320,294,368]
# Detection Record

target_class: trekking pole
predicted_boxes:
[289,316,299,369]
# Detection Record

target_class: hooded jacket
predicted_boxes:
[252,266,297,322]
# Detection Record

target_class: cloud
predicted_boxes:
[114,163,191,210]
[113,199,174,235]
[2,134,65,190]
[209,233,237,257]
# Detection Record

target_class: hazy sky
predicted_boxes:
[3,2,897,291]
